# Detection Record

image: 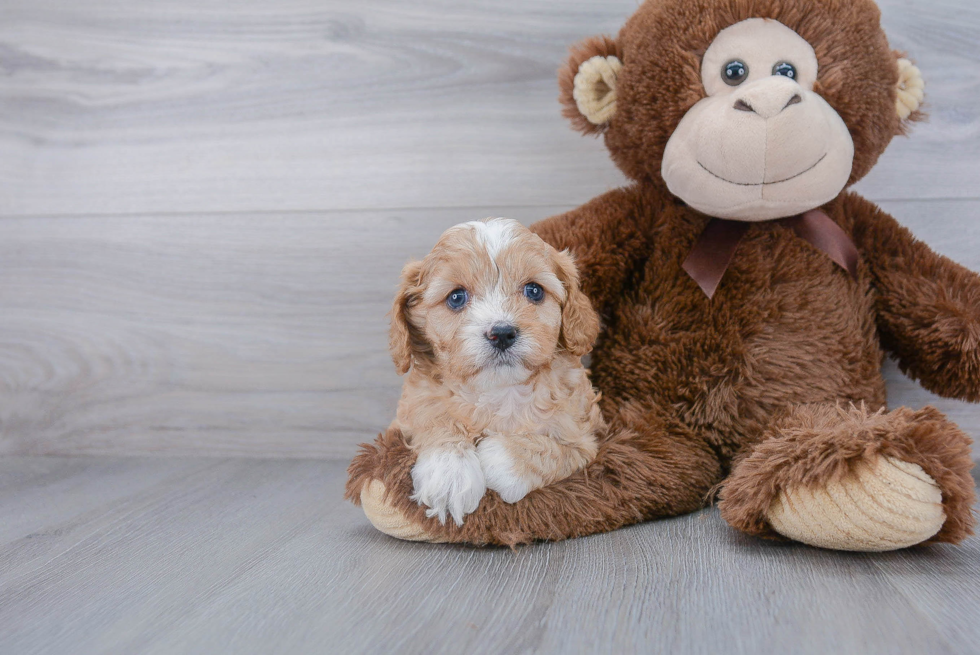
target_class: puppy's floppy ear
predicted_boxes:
[389,259,430,375]
[559,35,624,136]
[553,249,600,357]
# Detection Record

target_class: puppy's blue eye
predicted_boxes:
[772,61,797,80]
[523,282,544,303]
[446,288,468,310]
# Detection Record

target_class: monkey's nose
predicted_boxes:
[487,324,519,351]
[732,79,803,119]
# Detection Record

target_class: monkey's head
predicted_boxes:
[560,0,924,221]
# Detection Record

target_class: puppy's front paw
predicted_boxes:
[410,447,486,526]
[477,437,533,504]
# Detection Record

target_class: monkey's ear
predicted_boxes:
[389,260,429,375]
[559,35,623,135]
[894,53,925,127]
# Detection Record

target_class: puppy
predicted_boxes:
[388,218,604,526]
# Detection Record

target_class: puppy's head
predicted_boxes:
[390,218,599,384]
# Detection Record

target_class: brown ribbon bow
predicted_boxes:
[682,209,859,299]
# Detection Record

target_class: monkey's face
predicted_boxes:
[660,19,854,221]
[558,0,925,221]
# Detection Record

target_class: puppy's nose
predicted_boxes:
[487,324,519,351]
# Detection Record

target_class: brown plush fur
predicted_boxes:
[346,0,976,547]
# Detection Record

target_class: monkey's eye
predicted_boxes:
[772,62,797,80]
[523,282,544,303]
[723,60,749,86]
[446,288,469,310]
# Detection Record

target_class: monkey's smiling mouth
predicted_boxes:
[697,153,828,187]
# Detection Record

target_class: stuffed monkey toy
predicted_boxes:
[347,0,977,551]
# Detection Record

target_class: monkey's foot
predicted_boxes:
[719,404,975,550]
[360,480,444,543]
[766,456,944,551]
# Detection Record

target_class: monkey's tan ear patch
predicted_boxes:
[559,35,623,135]
[573,56,623,126]
[896,57,925,121]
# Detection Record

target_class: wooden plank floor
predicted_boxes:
[0,456,975,655]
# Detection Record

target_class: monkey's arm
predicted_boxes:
[531,185,653,320]
[846,192,980,401]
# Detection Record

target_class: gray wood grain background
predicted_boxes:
[1,4,979,653]
[1,0,979,458]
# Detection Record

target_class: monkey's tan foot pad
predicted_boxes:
[766,456,945,552]
[360,480,445,543]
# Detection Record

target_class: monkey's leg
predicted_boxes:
[346,407,723,546]
[719,404,976,551]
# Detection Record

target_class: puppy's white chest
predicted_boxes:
[474,384,541,433]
